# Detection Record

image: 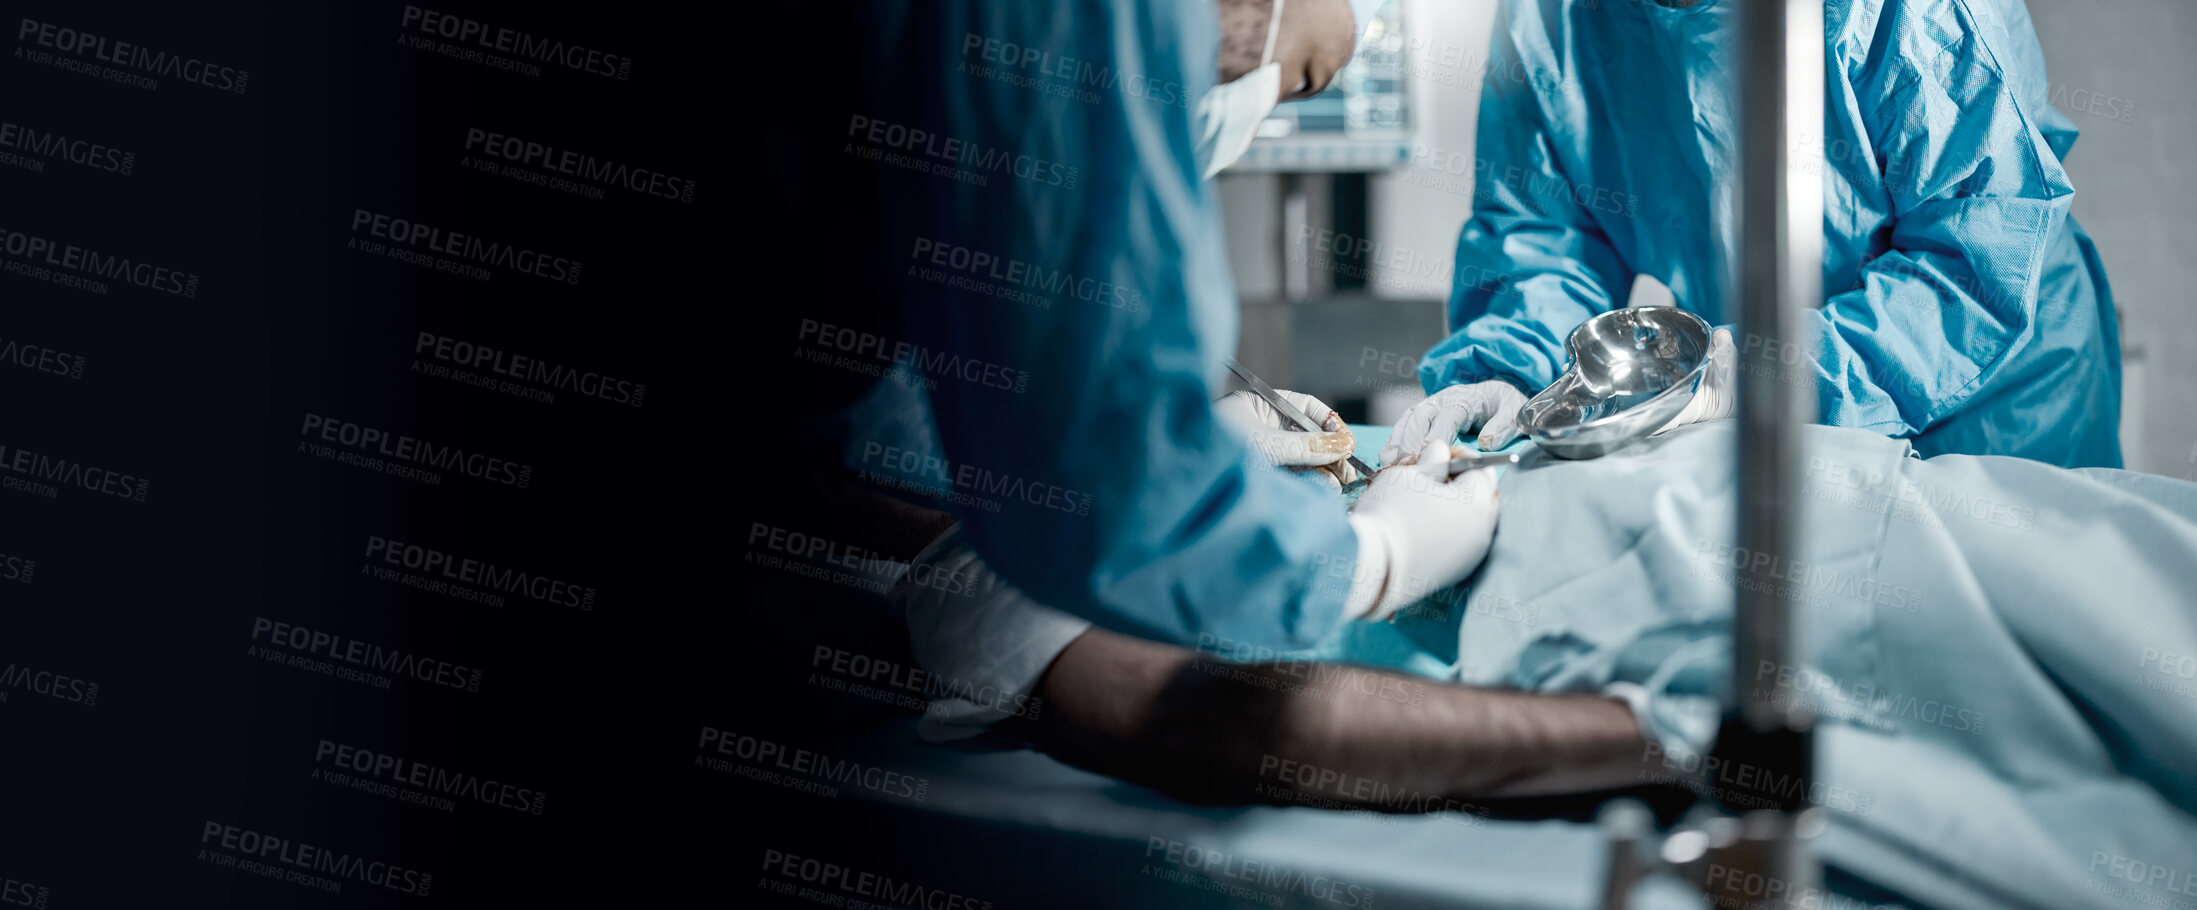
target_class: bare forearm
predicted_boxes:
[1269,675,1649,799]
[1026,627,1649,807]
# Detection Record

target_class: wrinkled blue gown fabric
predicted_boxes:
[1414,421,2194,909]
[833,1,1357,649]
[1420,0,2122,467]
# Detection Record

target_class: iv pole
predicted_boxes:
[1601,0,1824,906]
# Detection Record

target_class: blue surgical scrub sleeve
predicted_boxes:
[1808,0,2069,437]
[848,0,1356,649]
[1418,15,1630,396]
[1417,0,2121,467]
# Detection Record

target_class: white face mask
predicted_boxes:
[1193,0,1287,179]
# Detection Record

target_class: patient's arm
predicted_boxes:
[1017,625,1651,806]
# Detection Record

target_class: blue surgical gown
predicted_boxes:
[1419,0,2122,468]
[810,1,1357,648]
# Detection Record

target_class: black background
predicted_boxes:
[1,2,854,905]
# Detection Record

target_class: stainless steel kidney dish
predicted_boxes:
[1515,307,1715,459]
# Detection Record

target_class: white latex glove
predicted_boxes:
[1380,379,1530,466]
[1215,389,1361,490]
[1654,328,1737,436]
[1342,439,1501,622]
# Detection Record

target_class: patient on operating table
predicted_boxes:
[889,420,2197,908]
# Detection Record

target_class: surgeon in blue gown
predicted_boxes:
[751,0,1494,652]
[1385,0,2122,469]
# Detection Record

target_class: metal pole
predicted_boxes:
[1279,172,1311,302]
[1733,0,1824,733]
[1708,0,1824,905]
[1593,5,1827,906]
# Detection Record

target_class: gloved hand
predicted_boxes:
[1215,389,1361,490]
[1654,329,1737,436]
[1379,379,1530,465]
[1343,440,1501,622]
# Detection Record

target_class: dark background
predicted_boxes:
[1,2,859,905]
